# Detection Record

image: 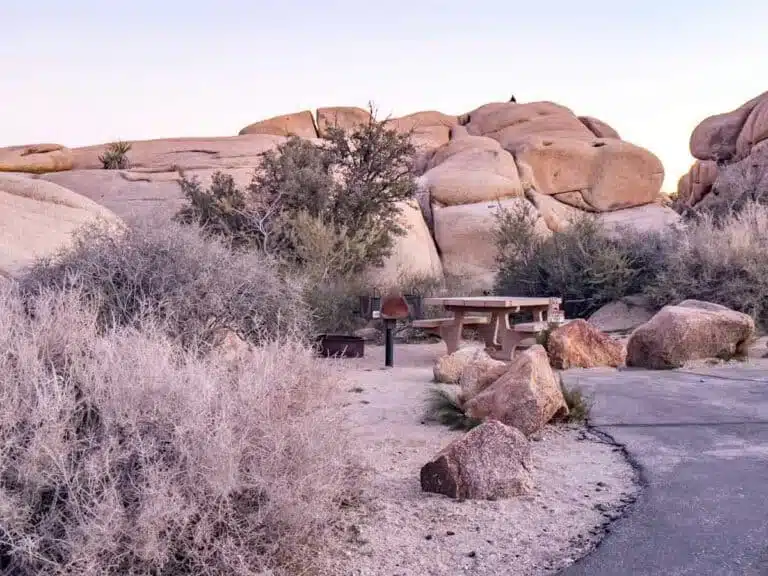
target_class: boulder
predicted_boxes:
[420,420,533,500]
[39,168,255,220]
[525,189,583,232]
[387,111,458,150]
[579,116,620,139]
[677,160,718,208]
[432,198,550,290]
[463,345,569,436]
[0,174,122,277]
[588,295,656,334]
[316,106,371,135]
[547,319,626,369]
[434,346,492,384]
[464,101,579,137]
[0,144,74,174]
[421,134,522,205]
[736,96,768,159]
[458,358,509,405]
[689,91,768,162]
[515,137,664,211]
[365,200,443,288]
[598,203,682,238]
[71,135,287,172]
[626,300,756,369]
[238,110,318,138]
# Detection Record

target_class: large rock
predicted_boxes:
[433,347,496,384]
[365,200,443,288]
[547,319,626,369]
[579,116,620,139]
[0,144,74,174]
[736,96,768,159]
[626,300,756,369]
[387,111,458,150]
[421,134,522,205]
[690,91,768,162]
[316,106,371,135]
[420,420,533,500]
[0,174,122,277]
[39,168,256,220]
[464,101,588,146]
[238,111,318,138]
[677,160,718,208]
[463,345,569,436]
[432,198,550,290]
[525,189,583,232]
[71,135,287,172]
[515,137,665,211]
[597,203,682,237]
[588,295,656,334]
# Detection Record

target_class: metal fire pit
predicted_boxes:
[316,334,365,358]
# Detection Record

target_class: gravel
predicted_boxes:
[337,343,640,576]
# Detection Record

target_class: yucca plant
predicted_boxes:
[424,386,482,431]
[98,140,132,169]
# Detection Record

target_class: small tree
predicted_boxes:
[176,105,418,276]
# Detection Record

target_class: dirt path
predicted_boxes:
[335,343,639,576]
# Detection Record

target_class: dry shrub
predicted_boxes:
[692,145,768,220]
[18,219,308,348]
[493,205,670,318]
[646,201,768,328]
[0,285,360,575]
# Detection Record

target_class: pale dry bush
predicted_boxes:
[647,201,768,328]
[0,285,360,576]
[18,218,308,349]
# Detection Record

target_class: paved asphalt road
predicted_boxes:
[559,365,768,576]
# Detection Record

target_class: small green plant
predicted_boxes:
[98,140,132,169]
[559,378,593,423]
[424,386,482,431]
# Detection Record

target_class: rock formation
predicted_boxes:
[678,91,768,211]
[0,98,673,288]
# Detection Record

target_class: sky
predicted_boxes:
[2,0,767,192]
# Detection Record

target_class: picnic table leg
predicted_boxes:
[439,310,465,355]
[534,307,545,322]
[498,311,525,361]
[479,312,501,349]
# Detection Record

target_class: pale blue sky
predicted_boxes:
[2,1,767,191]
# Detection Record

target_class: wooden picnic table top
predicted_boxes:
[424,296,559,309]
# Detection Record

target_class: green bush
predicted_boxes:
[493,203,670,318]
[176,108,417,277]
[98,140,132,170]
[18,219,308,348]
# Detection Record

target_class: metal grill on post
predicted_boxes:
[380,295,410,367]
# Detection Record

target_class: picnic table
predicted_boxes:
[420,296,562,360]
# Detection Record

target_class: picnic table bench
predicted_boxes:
[420,296,565,360]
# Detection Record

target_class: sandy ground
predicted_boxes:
[334,343,640,576]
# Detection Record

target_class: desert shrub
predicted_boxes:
[559,378,593,423]
[18,219,307,348]
[493,204,670,318]
[690,146,768,221]
[646,201,768,328]
[176,107,417,276]
[98,140,132,170]
[0,286,360,576]
[424,386,481,431]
